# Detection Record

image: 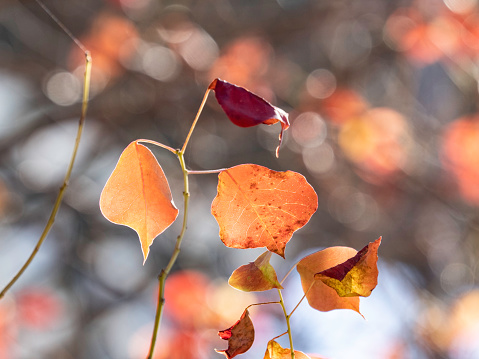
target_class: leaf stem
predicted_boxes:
[146,150,190,359]
[0,51,91,300]
[181,88,211,153]
[187,168,226,175]
[245,301,280,310]
[277,288,295,359]
[279,262,298,285]
[288,280,314,318]
[136,139,177,154]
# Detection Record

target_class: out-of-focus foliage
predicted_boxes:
[0,0,479,358]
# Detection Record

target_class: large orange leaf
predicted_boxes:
[228,251,283,292]
[263,340,311,359]
[99,141,178,263]
[211,164,318,257]
[297,246,361,314]
[215,309,255,358]
[315,237,381,297]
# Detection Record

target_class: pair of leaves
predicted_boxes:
[227,238,381,315]
[100,79,293,262]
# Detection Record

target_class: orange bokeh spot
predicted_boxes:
[209,37,273,97]
[339,107,412,182]
[442,115,479,205]
[69,11,139,87]
[320,88,368,125]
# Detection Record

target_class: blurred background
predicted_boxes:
[1,0,479,358]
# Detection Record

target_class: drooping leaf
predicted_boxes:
[211,164,318,258]
[297,246,361,314]
[263,340,311,359]
[315,237,381,297]
[215,309,255,359]
[209,78,290,157]
[99,141,178,263]
[228,251,283,292]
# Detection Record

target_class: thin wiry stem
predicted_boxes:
[0,45,91,299]
[187,168,226,175]
[288,280,314,318]
[146,150,189,359]
[181,88,211,153]
[136,139,177,154]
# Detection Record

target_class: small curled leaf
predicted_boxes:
[209,78,290,157]
[228,251,283,292]
[263,340,312,359]
[215,309,255,359]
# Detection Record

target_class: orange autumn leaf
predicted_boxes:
[99,141,178,263]
[215,309,255,359]
[263,340,311,359]
[315,237,381,297]
[297,247,360,314]
[211,164,318,257]
[228,251,283,292]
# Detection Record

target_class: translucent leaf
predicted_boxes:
[211,164,318,257]
[99,141,178,263]
[228,251,283,292]
[215,309,255,359]
[315,237,381,297]
[209,78,290,157]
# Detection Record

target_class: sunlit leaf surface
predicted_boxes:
[99,141,178,262]
[211,164,318,257]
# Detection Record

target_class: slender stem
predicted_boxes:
[288,280,314,318]
[277,288,295,359]
[272,331,288,341]
[0,51,91,300]
[146,150,190,359]
[180,88,211,153]
[187,168,226,175]
[245,301,280,311]
[136,139,177,154]
[279,262,298,285]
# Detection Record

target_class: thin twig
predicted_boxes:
[146,150,189,359]
[277,289,295,359]
[0,21,91,299]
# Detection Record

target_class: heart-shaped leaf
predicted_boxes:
[263,340,312,359]
[209,78,290,157]
[228,251,283,292]
[215,309,255,359]
[211,164,318,258]
[315,237,381,297]
[99,141,178,263]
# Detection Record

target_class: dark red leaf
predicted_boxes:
[209,78,290,157]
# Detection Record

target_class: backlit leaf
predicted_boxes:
[315,237,381,297]
[99,141,178,263]
[297,247,361,314]
[228,251,283,292]
[211,164,318,258]
[263,340,311,359]
[209,78,290,157]
[215,309,254,359]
